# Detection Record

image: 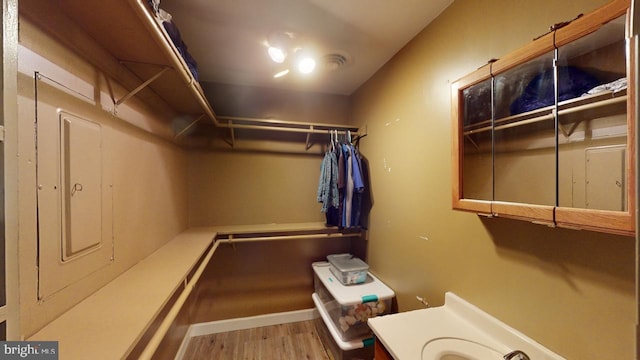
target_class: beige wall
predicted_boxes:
[187,83,356,320]
[190,238,354,322]
[188,150,326,226]
[17,19,189,337]
[188,82,352,228]
[350,0,635,359]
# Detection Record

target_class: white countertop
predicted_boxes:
[368,306,508,359]
[368,292,565,360]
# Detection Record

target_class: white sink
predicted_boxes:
[421,337,504,360]
[367,292,565,360]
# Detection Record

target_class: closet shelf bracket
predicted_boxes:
[353,123,368,142]
[175,114,205,138]
[226,234,237,250]
[229,120,236,148]
[464,134,480,150]
[558,117,583,138]
[114,66,171,107]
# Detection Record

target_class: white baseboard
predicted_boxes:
[175,308,319,360]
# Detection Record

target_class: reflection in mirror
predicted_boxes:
[556,15,627,211]
[493,51,556,205]
[461,78,492,201]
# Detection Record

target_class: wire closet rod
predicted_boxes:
[217,232,362,243]
[217,115,361,135]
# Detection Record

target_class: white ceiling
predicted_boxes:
[160,0,453,95]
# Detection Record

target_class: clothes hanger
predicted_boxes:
[329,130,334,152]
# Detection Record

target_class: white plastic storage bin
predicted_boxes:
[313,293,374,360]
[312,262,394,341]
[327,253,369,285]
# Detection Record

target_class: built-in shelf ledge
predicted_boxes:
[28,222,362,360]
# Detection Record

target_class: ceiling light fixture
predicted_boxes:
[266,31,319,77]
[297,56,316,74]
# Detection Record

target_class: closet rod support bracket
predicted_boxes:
[115,66,171,107]
[305,125,314,150]
[175,114,205,139]
[464,134,479,150]
[229,120,235,148]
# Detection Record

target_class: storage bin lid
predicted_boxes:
[313,262,394,305]
[327,253,369,272]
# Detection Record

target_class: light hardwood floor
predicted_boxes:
[181,320,330,360]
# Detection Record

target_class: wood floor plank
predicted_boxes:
[182,320,329,360]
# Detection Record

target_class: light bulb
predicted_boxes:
[268,46,286,63]
[297,57,316,74]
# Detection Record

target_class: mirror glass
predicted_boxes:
[493,51,556,205]
[556,15,628,211]
[461,78,493,201]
